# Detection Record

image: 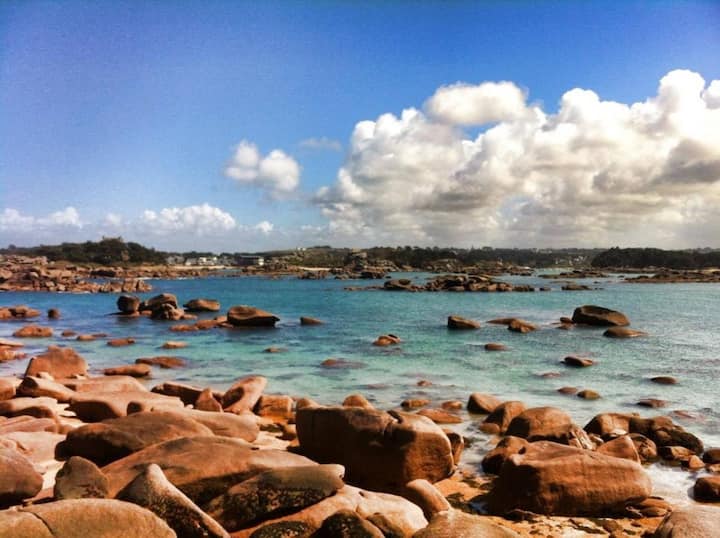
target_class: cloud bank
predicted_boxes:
[225,140,300,199]
[316,69,720,247]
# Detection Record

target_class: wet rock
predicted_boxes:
[342,394,374,409]
[557,387,578,395]
[467,393,501,414]
[141,293,178,311]
[441,400,463,411]
[577,389,600,400]
[54,456,110,500]
[683,455,705,470]
[162,340,188,349]
[117,295,141,314]
[447,316,480,330]
[170,324,198,333]
[413,510,520,538]
[205,464,344,532]
[629,433,658,462]
[571,305,629,326]
[60,410,214,465]
[629,415,703,454]
[653,504,720,537]
[136,356,186,369]
[482,401,526,435]
[3,498,176,537]
[47,308,61,319]
[102,436,316,504]
[584,412,635,439]
[222,375,267,414]
[25,346,88,378]
[320,358,366,369]
[13,324,53,338]
[703,448,720,464]
[484,343,507,351]
[506,407,575,443]
[507,319,537,333]
[694,476,720,501]
[603,327,646,338]
[118,463,229,538]
[183,298,221,312]
[563,356,594,367]
[487,441,651,516]
[104,364,151,377]
[482,436,530,474]
[638,398,667,408]
[651,376,678,385]
[372,334,401,346]
[227,305,280,327]
[300,316,323,325]
[295,406,454,494]
[317,510,384,538]
[0,447,43,506]
[658,445,695,461]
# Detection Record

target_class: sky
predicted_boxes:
[1,0,719,252]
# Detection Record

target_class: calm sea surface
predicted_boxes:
[2,272,718,501]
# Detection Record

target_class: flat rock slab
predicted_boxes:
[60,410,215,465]
[0,498,175,537]
[102,436,317,505]
[68,391,183,422]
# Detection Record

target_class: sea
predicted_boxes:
[1,271,718,504]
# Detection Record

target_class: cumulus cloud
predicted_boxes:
[225,140,300,198]
[299,137,343,152]
[138,203,237,236]
[254,220,274,234]
[0,206,82,231]
[315,69,720,247]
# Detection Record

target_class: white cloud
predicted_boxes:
[138,203,237,236]
[316,69,720,247]
[299,137,343,152]
[254,220,274,234]
[0,206,82,231]
[225,140,300,198]
[425,81,529,125]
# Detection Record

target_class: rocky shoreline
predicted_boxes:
[0,299,719,537]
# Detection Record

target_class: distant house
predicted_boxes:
[166,255,185,265]
[237,255,264,267]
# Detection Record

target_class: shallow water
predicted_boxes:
[1,272,718,501]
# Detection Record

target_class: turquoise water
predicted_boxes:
[1,273,718,499]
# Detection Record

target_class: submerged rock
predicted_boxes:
[227,306,279,327]
[571,305,629,326]
[447,316,480,330]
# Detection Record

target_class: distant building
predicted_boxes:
[237,255,264,267]
[166,255,185,265]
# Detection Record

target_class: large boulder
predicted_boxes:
[482,401,526,434]
[12,325,53,338]
[467,393,501,414]
[0,447,43,506]
[487,441,651,516]
[0,498,175,537]
[102,436,316,505]
[183,299,221,312]
[629,415,703,454]
[571,305,629,326]
[653,505,720,537]
[141,293,178,311]
[226,306,279,327]
[117,295,140,314]
[17,376,76,402]
[481,436,530,474]
[54,456,110,500]
[693,475,720,502]
[295,406,454,494]
[143,406,259,441]
[25,346,88,378]
[60,411,214,465]
[506,407,575,443]
[205,464,344,532]
[118,463,229,538]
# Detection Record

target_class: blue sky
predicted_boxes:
[1,1,719,251]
